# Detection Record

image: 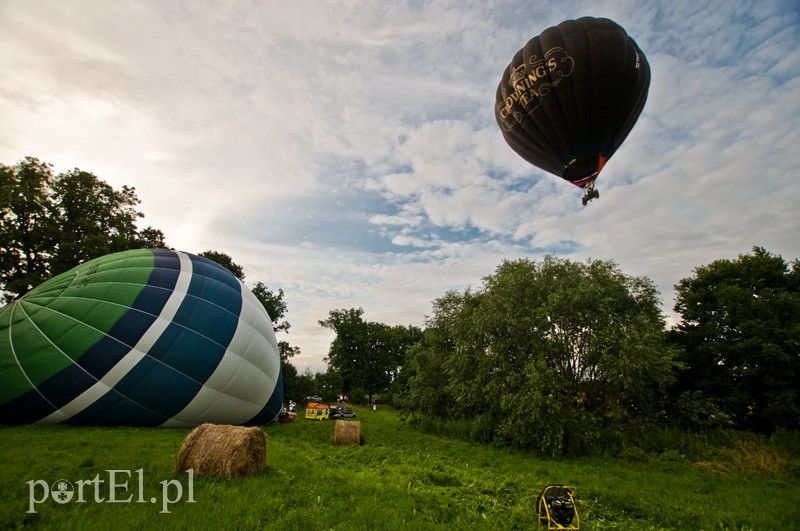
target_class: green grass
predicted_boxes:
[1,407,798,530]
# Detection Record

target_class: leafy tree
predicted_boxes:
[316,367,346,403]
[49,169,165,275]
[319,308,370,397]
[320,308,421,402]
[0,157,54,299]
[1,157,167,301]
[671,246,800,432]
[393,290,471,417]
[289,368,333,404]
[134,226,168,249]
[362,322,422,401]
[251,281,288,333]
[398,257,679,454]
[199,250,245,281]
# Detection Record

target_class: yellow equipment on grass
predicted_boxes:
[536,485,579,530]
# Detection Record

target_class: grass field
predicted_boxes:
[1,406,798,530]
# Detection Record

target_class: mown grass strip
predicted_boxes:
[1,406,798,530]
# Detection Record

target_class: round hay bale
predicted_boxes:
[332,420,363,445]
[174,423,266,477]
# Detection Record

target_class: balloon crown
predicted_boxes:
[509,64,527,85]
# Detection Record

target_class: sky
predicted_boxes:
[2,0,799,373]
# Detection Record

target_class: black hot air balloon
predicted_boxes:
[495,17,650,205]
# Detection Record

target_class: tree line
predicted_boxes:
[391,251,799,454]
[3,157,798,453]
[1,157,166,301]
[286,250,798,454]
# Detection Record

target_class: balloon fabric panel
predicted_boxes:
[495,17,650,191]
[0,249,282,427]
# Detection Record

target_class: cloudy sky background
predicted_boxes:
[2,0,799,373]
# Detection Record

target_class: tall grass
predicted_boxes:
[1,407,798,530]
[410,413,800,470]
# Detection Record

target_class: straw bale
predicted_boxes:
[174,423,266,476]
[332,420,363,445]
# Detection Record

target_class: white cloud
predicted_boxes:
[2,0,799,372]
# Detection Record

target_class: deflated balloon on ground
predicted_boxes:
[0,249,283,427]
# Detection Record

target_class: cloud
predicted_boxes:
[2,0,799,371]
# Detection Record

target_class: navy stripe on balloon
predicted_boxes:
[0,388,56,425]
[70,355,203,427]
[46,252,181,409]
[190,252,242,290]
[0,250,181,424]
[152,317,229,377]
[179,276,241,348]
[68,386,169,427]
[100,252,244,422]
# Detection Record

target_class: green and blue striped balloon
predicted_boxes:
[0,249,283,427]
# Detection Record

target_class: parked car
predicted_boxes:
[330,405,357,419]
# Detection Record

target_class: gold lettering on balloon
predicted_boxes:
[497,47,575,132]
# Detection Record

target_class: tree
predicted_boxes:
[671,246,800,432]
[319,308,421,402]
[398,257,679,454]
[289,368,334,404]
[134,226,168,249]
[319,308,370,397]
[251,282,288,333]
[361,322,422,401]
[0,157,53,299]
[280,361,299,403]
[1,157,168,301]
[393,290,470,417]
[49,169,164,275]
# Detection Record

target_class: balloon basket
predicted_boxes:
[581,186,599,206]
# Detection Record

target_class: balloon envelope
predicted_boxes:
[0,249,282,427]
[495,17,650,188]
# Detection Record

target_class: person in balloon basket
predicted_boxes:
[581,183,600,206]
